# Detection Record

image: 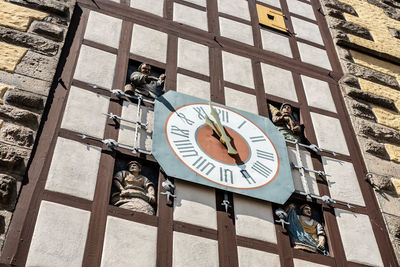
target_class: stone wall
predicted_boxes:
[0,0,74,250]
[321,0,400,262]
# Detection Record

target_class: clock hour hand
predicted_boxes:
[209,103,238,155]
[205,114,221,138]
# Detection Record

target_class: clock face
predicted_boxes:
[165,103,279,189]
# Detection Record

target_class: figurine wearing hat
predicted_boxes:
[271,103,302,142]
[124,63,166,98]
[111,161,156,215]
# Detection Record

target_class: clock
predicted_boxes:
[153,91,294,204]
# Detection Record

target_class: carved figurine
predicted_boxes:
[285,203,328,255]
[111,161,156,215]
[271,103,302,142]
[124,63,166,98]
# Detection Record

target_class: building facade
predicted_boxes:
[0,0,399,266]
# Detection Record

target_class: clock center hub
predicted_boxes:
[196,125,250,165]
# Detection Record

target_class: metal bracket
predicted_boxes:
[103,113,148,128]
[296,190,354,209]
[221,191,231,212]
[286,139,337,156]
[88,83,155,104]
[79,134,152,154]
[275,208,290,229]
[291,163,329,179]
[161,179,176,202]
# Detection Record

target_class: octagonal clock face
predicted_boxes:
[165,103,279,189]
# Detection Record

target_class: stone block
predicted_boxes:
[14,50,58,82]
[260,29,292,58]
[131,24,168,63]
[347,98,376,120]
[261,63,297,101]
[340,74,360,88]
[376,191,400,217]
[301,75,336,112]
[173,3,208,31]
[0,175,16,206]
[176,74,210,100]
[287,147,319,195]
[257,0,280,9]
[30,21,64,41]
[224,87,258,114]
[298,42,332,70]
[25,201,90,267]
[329,17,373,40]
[4,88,45,111]
[0,105,39,127]
[364,137,390,160]
[0,41,27,73]
[287,0,316,20]
[101,216,157,267]
[335,209,383,266]
[356,119,400,145]
[310,112,349,155]
[389,28,400,39]
[173,231,219,267]
[173,180,217,229]
[0,83,14,104]
[8,0,69,17]
[0,210,12,249]
[322,157,365,206]
[0,0,48,31]
[222,51,254,89]
[217,0,250,21]
[177,38,209,76]
[0,26,58,56]
[85,11,122,49]
[368,173,395,192]
[1,124,34,147]
[0,70,51,96]
[234,194,277,243]
[219,17,254,46]
[324,0,358,16]
[118,101,153,152]
[386,143,400,163]
[73,45,116,89]
[344,86,397,112]
[292,17,324,45]
[61,86,109,139]
[293,258,329,267]
[237,247,280,267]
[0,142,29,174]
[131,0,164,17]
[372,107,400,131]
[45,137,101,201]
[392,178,400,196]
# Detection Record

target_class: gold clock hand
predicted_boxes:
[209,103,238,155]
[205,114,221,137]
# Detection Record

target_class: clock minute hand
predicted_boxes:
[205,114,221,138]
[209,103,238,155]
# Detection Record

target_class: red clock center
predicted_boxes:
[196,125,250,165]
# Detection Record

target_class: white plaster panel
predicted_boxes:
[131,24,168,63]
[61,86,110,139]
[261,29,292,58]
[219,17,254,46]
[234,194,277,244]
[301,75,336,113]
[293,259,329,267]
[298,42,332,70]
[131,0,164,16]
[74,45,116,89]
[287,147,319,195]
[257,0,281,8]
[173,232,219,267]
[176,74,210,100]
[118,101,154,152]
[287,0,316,20]
[84,11,122,48]
[261,63,297,101]
[174,180,217,229]
[26,201,90,267]
[222,51,254,89]
[238,247,280,267]
[322,157,365,206]
[310,112,349,155]
[291,17,323,45]
[218,0,250,21]
[335,209,384,266]
[178,38,209,76]
[101,216,157,267]
[173,3,208,31]
[224,87,258,114]
[184,0,206,7]
[45,137,101,200]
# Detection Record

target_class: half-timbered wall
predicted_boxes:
[1,0,398,266]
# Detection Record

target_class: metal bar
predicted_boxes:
[88,83,155,104]
[294,141,311,199]
[103,113,148,128]
[285,139,337,156]
[291,163,328,178]
[133,96,142,154]
[295,190,353,209]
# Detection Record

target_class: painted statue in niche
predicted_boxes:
[111,161,156,215]
[124,62,166,98]
[270,103,302,142]
[285,203,328,255]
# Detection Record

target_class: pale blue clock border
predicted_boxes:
[153,91,295,204]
